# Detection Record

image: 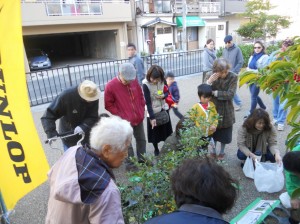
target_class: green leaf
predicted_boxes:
[291,188,300,199]
[287,106,300,123]
[239,73,259,87]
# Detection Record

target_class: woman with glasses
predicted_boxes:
[142,65,173,156]
[246,41,269,117]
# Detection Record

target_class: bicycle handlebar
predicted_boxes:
[45,132,85,145]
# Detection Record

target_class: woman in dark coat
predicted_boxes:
[204,58,237,160]
[142,65,173,156]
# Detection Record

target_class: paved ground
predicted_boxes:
[9,73,290,223]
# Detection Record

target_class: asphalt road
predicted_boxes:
[10,73,290,224]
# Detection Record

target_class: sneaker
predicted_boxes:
[209,153,217,159]
[235,105,242,111]
[217,153,225,160]
[277,124,285,131]
[272,119,278,126]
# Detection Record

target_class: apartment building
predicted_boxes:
[21,0,248,72]
[21,0,132,72]
[130,0,248,54]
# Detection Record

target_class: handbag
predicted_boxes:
[154,110,169,126]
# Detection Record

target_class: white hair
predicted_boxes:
[90,116,133,153]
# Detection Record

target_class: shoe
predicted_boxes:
[209,153,217,159]
[272,119,278,126]
[277,124,284,131]
[235,105,242,111]
[217,153,225,160]
[154,149,160,156]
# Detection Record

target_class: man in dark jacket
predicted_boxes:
[41,80,100,150]
[222,35,244,111]
[105,63,146,166]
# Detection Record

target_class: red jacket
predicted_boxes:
[105,77,145,126]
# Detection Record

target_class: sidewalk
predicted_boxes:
[10,73,290,223]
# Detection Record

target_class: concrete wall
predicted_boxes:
[203,21,226,49]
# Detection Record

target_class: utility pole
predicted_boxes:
[182,0,187,51]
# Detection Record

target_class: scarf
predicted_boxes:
[75,146,115,204]
[248,128,267,155]
[204,48,216,61]
[249,52,264,69]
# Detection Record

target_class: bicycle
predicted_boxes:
[45,131,85,152]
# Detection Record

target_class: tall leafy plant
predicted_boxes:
[120,108,219,223]
[239,37,300,149]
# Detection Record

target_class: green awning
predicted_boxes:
[176,16,206,27]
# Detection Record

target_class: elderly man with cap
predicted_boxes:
[41,80,100,151]
[268,38,294,131]
[222,35,244,111]
[105,63,146,169]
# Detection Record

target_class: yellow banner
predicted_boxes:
[0,0,50,210]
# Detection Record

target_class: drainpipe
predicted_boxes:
[182,0,187,51]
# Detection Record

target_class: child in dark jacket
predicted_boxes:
[165,72,184,119]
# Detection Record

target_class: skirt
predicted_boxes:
[213,126,233,144]
[147,111,173,144]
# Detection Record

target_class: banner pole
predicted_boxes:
[0,191,10,224]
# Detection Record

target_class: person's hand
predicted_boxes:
[155,94,164,99]
[249,153,258,161]
[209,125,216,132]
[74,126,84,135]
[207,73,219,84]
[275,153,282,165]
[291,199,300,209]
[151,119,157,129]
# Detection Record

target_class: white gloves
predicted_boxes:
[74,126,84,135]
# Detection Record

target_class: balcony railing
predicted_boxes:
[46,2,102,16]
[136,0,172,14]
[174,1,220,15]
[21,0,128,16]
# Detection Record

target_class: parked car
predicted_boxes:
[27,49,51,71]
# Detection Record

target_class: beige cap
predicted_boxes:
[78,80,100,102]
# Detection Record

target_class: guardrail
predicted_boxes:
[26,50,203,106]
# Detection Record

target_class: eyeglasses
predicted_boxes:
[254,46,262,49]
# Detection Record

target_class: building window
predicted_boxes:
[157,27,172,35]
[164,27,172,34]
[218,25,224,30]
[157,28,164,34]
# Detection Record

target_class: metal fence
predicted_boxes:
[26,49,203,106]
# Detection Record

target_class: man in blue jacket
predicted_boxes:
[222,35,244,111]
[128,43,145,85]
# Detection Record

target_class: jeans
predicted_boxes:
[171,107,184,119]
[237,149,275,162]
[63,144,69,152]
[233,93,242,106]
[128,121,146,161]
[249,84,266,114]
[273,95,287,125]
